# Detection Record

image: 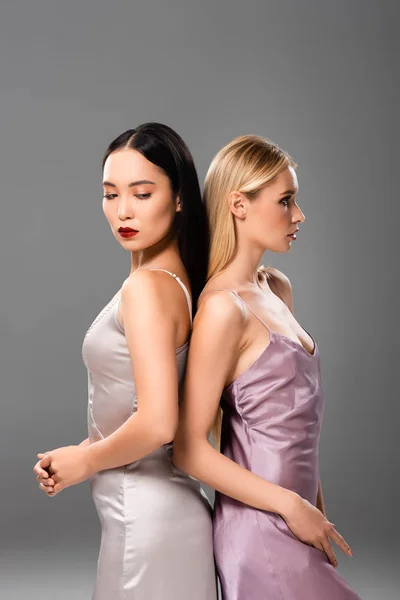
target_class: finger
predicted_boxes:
[34,464,49,478]
[53,482,63,494]
[34,460,50,476]
[37,475,55,486]
[39,454,52,469]
[320,537,338,567]
[329,527,353,556]
[37,453,46,459]
[39,482,54,494]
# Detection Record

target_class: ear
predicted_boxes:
[175,195,182,213]
[228,192,247,220]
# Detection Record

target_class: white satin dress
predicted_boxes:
[82,269,217,600]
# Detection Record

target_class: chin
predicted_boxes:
[283,237,295,253]
[117,237,141,249]
[268,241,292,254]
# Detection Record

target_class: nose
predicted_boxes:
[117,194,134,221]
[293,202,305,224]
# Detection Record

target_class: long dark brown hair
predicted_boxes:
[103,123,209,311]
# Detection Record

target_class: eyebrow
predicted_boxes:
[102,179,156,188]
[279,188,298,196]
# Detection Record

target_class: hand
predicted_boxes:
[282,493,353,567]
[37,445,93,494]
[33,453,57,497]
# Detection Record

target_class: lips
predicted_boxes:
[118,227,139,238]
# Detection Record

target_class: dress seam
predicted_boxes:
[89,405,105,440]
[122,466,128,599]
[83,294,121,361]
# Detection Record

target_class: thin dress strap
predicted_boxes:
[145,269,193,327]
[199,288,271,333]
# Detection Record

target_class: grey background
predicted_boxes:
[0,0,398,598]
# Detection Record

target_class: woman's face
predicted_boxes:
[240,166,305,253]
[102,148,180,251]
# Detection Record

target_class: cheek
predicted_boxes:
[256,205,284,229]
[143,201,175,230]
[270,205,292,229]
[102,200,113,223]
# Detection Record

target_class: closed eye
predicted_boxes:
[103,193,117,200]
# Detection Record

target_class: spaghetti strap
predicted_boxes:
[199,288,271,332]
[229,290,272,332]
[199,288,246,318]
[144,268,193,327]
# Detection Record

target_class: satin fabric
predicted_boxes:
[82,286,217,600]
[213,298,361,599]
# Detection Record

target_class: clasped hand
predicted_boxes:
[33,445,93,496]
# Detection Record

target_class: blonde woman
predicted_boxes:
[174,136,361,599]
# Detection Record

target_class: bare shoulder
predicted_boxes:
[196,289,246,330]
[259,265,293,311]
[121,269,165,305]
[264,266,292,291]
[189,289,246,362]
[119,270,179,335]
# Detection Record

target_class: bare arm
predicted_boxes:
[85,270,180,473]
[78,438,89,447]
[173,291,296,517]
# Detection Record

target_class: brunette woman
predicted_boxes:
[34,123,218,600]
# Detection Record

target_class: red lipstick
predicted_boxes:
[118,227,139,239]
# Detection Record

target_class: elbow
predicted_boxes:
[153,419,178,447]
[172,439,197,475]
[172,444,186,471]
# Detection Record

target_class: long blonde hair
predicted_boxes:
[203,135,296,445]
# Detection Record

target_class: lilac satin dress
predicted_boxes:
[213,290,361,600]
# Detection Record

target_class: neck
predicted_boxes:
[129,231,180,275]
[215,234,266,288]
